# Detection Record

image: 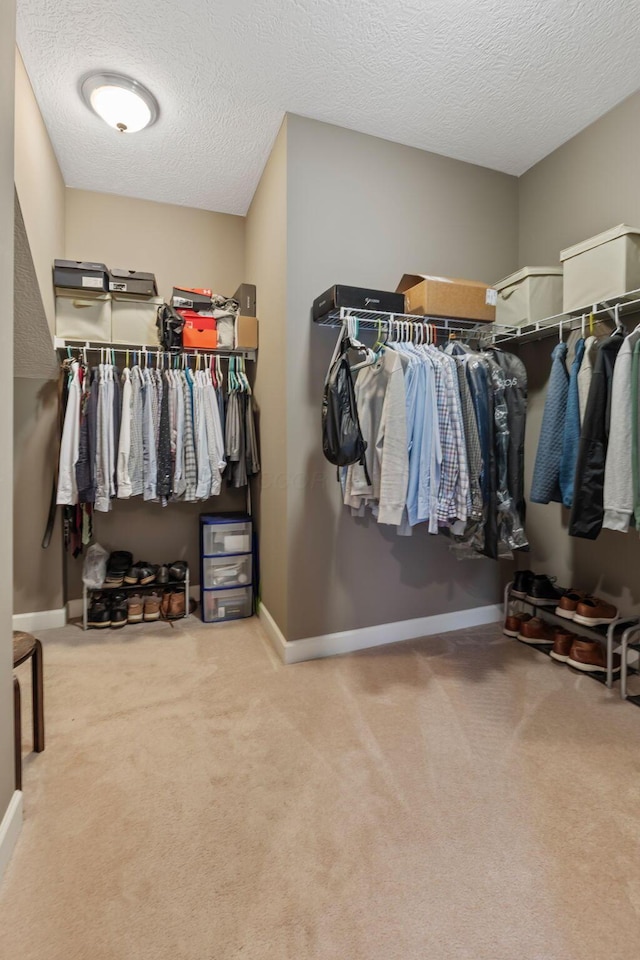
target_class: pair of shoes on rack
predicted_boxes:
[550,629,621,675]
[160,590,186,620]
[124,562,158,586]
[555,589,619,626]
[512,570,565,605]
[514,617,621,675]
[104,552,133,587]
[124,560,188,587]
[127,594,162,623]
[88,592,128,628]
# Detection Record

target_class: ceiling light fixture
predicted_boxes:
[81,73,159,133]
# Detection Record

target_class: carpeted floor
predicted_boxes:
[2,615,640,960]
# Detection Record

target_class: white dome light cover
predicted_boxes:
[81,73,159,133]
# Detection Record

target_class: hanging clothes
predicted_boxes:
[570,331,625,539]
[344,348,409,526]
[602,325,640,531]
[530,342,569,505]
[328,327,527,560]
[55,352,259,531]
[56,360,82,506]
[577,335,599,425]
[558,338,585,509]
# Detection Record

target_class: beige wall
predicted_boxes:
[66,189,245,303]
[14,48,65,334]
[64,190,247,600]
[517,90,640,613]
[245,121,288,633]
[13,44,66,618]
[284,116,520,641]
[0,0,16,822]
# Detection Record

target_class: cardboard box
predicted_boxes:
[233,283,257,317]
[55,291,112,341]
[172,286,213,311]
[396,274,497,322]
[494,267,563,327]
[112,295,163,344]
[235,316,258,350]
[312,284,404,321]
[54,259,109,292]
[560,224,640,312]
[109,268,158,297]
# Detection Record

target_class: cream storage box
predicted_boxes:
[111,295,163,344]
[55,290,112,341]
[494,267,563,327]
[561,224,640,312]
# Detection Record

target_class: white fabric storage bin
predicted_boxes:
[111,295,163,345]
[55,292,112,341]
[494,267,563,327]
[561,224,640,312]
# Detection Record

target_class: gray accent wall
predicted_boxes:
[0,0,16,822]
[517,90,640,613]
[245,121,288,634]
[284,116,520,641]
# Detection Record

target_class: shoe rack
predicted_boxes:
[504,581,640,704]
[82,567,190,631]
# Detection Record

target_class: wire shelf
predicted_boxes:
[314,290,640,347]
[54,337,257,362]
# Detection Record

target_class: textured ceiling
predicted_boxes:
[17,0,640,215]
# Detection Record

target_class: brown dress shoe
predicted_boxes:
[550,628,576,663]
[127,595,144,624]
[503,613,532,638]
[160,591,172,619]
[567,638,621,674]
[518,616,555,645]
[168,590,186,619]
[555,589,589,621]
[143,593,162,622]
[573,598,618,627]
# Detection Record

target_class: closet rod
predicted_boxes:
[54,337,256,361]
[324,306,486,339]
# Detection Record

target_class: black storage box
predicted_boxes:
[172,287,213,312]
[109,269,158,297]
[233,283,257,317]
[312,284,405,321]
[54,259,109,292]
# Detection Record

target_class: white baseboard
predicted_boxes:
[0,791,23,885]
[259,602,503,665]
[12,608,66,632]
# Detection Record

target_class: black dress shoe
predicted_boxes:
[526,574,565,606]
[110,594,128,628]
[156,565,170,586]
[511,570,535,599]
[138,564,157,586]
[88,599,111,629]
[168,561,188,582]
[105,551,134,586]
[124,565,141,585]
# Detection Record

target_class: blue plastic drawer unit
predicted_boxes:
[200,513,254,623]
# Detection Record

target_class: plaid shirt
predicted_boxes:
[427,349,469,525]
[180,371,197,501]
